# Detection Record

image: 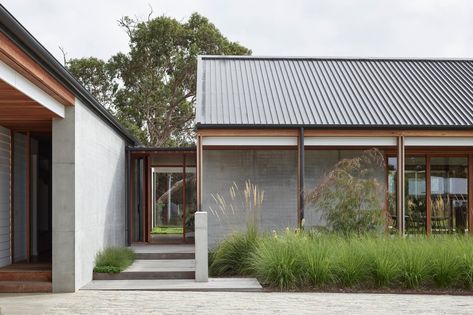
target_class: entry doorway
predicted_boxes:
[129,149,197,244]
[150,166,196,243]
[11,132,52,264]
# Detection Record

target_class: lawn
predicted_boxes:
[209,230,473,291]
[151,226,183,234]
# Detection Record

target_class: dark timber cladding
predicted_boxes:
[196,56,473,129]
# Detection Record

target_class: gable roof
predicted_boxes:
[196,56,473,129]
[0,4,138,144]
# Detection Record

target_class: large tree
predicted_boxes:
[67,13,251,146]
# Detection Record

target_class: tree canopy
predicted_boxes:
[66,13,251,146]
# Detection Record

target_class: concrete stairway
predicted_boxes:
[94,244,196,281]
[0,263,52,293]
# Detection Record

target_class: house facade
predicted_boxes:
[0,5,137,292]
[194,56,473,247]
[3,4,473,293]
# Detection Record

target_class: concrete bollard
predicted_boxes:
[194,211,208,282]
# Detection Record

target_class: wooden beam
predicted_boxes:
[197,129,299,137]
[304,129,473,137]
[182,155,187,242]
[469,154,473,235]
[426,156,431,236]
[0,33,74,106]
[397,136,405,235]
[196,135,203,211]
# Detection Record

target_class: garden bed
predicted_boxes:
[209,230,473,293]
[94,247,136,274]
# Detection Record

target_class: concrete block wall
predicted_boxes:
[202,150,298,248]
[52,100,127,292]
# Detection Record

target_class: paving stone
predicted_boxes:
[1,291,473,314]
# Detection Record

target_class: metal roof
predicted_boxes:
[196,56,473,129]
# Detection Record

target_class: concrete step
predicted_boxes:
[93,259,196,280]
[83,278,263,292]
[135,252,195,260]
[0,270,52,282]
[0,281,52,293]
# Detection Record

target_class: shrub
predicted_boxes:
[94,247,136,273]
[305,149,388,235]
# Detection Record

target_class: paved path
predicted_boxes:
[1,291,473,314]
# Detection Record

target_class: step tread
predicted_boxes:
[0,280,52,293]
[126,259,195,272]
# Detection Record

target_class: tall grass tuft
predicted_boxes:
[251,231,302,290]
[212,228,473,291]
[94,247,136,273]
[209,226,258,276]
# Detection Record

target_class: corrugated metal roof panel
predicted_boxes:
[196,56,473,128]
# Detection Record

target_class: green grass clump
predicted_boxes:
[211,229,473,291]
[94,247,136,273]
[252,231,303,289]
[209,227,258,276]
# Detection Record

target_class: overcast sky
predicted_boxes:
[3,0,473,63]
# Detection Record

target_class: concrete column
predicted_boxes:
[52,107,76,292]
[195,211,208,282]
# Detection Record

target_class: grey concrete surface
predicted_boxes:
[131,244,195,254]
[52,100,128,292]
[1,291,473,314]
[82,278,262,291]
[126,260,195,272]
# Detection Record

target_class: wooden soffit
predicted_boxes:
[0,32,74,107]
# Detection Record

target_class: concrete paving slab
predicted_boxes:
[81,278,262,292]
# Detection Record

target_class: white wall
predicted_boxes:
[0,126,11,267]
[52,100,127,292]
[74,100,127,289]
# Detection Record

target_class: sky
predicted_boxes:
[3,0,473,63]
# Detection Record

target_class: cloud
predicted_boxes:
[3,0,473,62]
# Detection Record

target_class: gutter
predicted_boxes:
[0,4,138,145]
[195,123,473,131]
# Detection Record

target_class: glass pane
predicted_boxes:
[430,157,468,234]
[387,157,397,233]
[405,156,426,234]
[151,167,184,241]
[131,158,144,242]
[185,167,197,240]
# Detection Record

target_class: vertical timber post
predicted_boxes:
[397,136,405,236]
[298,127,305,229]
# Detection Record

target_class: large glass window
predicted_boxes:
[430,157,468,234]
[405,156,426,234]
[387,157,397,233]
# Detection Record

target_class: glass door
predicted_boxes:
[405,156,426,234]
[151,167,185,242]
[430,157,468,234]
